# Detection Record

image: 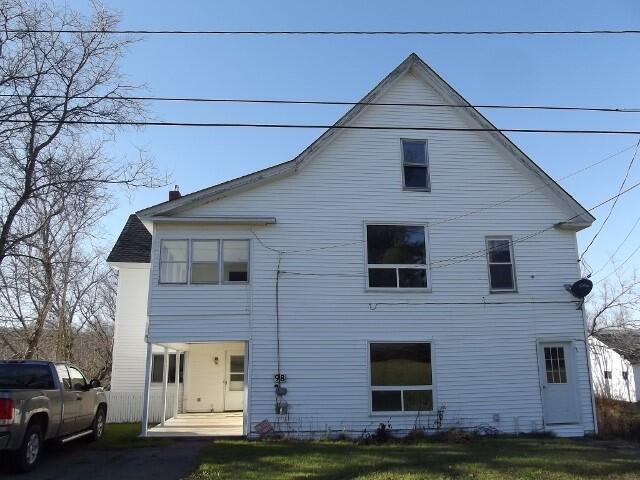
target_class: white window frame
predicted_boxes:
[367,341,435,415]
[158,238,251,286]
[364,222,431,291]
[485,235,517,293]
[159,239,189,285]
[400,138,430,191]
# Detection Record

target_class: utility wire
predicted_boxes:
[595,242,640,284]
[590,213,640,277]
[1,93,639,113]
[249,144,640,264]
[580,139,640,260]
[429,143,638,228]
[431,178,640,269]
[7,29,640,36]
[257,175,640,273]
[2,118,640,134]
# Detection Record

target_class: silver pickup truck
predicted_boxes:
[0,360,107,472]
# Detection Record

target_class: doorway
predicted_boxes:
[224,352,245,411]
[538,341,579,425]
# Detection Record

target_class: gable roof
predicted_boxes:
[595,330,640,364]
[107,214,152,263]
[137,53,595,228]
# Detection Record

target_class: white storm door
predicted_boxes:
[538,342,578,424]
[224,353,245,411]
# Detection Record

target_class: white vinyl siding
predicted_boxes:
[142,71,595,437]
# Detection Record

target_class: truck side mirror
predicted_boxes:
[89,379,101,389]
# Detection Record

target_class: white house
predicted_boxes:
[108,53,599,438]
[589,333,639,402]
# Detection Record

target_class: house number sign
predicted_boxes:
[274,373,287,383]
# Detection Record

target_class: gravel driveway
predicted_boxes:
[0,439,208,480]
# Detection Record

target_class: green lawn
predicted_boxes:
[187,438,640,480]
[93,423,172,449]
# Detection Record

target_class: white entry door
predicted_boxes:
[538,342,578,424]
[224,352,245,411]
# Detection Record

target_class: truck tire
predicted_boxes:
[88,406,106,442]
[13,423,43,472]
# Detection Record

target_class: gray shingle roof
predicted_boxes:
[107,214,151,263]
[595,330,640,364]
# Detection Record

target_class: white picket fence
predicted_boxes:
[105,390,179,424]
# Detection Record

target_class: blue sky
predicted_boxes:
[66,0,640,283]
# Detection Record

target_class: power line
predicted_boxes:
[431,177,640,270]
[2,93,639,113]
[595,242,640,284]
[257,174,640,274]
[591,213,640,277]
[368,300,580,308]
[429,143,638,228]
[580,139,640,260]
[3,118,640,135]
[7,29,640,36]
[249,144,640,267]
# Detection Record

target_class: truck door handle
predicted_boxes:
[76,395,82,400]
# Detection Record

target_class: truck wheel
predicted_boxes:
[13,423,43,472]
[89,407,106,442]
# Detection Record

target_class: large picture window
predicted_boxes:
[369,342,433,412]
[366,224,428,289]
[486,237,516,292]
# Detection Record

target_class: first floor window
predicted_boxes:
[366,224,428,289]
[486,236,516,292]
[160,240,188,283]
[151,353,184,383]
[369,342,433,412]
[604,370,612,380]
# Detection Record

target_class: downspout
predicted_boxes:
[581,305,599,435]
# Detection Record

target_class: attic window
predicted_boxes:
[401,139,430,190]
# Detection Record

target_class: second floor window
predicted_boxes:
[160,240,188,284]
[366,224,428,289]
[191,240,219,284]
[159,239,250,284]
[486,237,516,292]
[401,139,429,190]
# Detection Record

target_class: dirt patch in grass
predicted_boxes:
[93,423,173,449]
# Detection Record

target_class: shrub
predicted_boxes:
[596,397,640,442]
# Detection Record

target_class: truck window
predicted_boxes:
[0,364,55,389]
[67,366,87,391]
[56,364,72,390]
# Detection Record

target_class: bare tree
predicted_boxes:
[586,270,640,337]
[0,0,161,266]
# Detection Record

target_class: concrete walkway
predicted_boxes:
[0,439,208,480]
[148,412,244,437]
